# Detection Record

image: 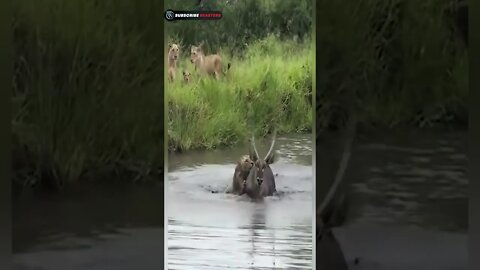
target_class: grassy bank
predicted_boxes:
[12,0,467,188]
[13,0,165,189]
[167,36,314,151]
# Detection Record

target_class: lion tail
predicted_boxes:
[223,62,231,76]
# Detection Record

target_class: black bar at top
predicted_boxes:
[164,10,223,22]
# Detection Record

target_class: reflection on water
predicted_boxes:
[167,134,314,270]
[12,182,165,270]
[347,130,468,232]
[11,130,467,270]
[334,130,468,270]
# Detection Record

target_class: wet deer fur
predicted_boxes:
[244,130,277,199]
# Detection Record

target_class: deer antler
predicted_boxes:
[250,133,260,160]
[264,128,277,160]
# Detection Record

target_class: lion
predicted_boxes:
[182,70,192,84]
[167,43,180,82]
[190,42,231,80]
[225,155,254,195]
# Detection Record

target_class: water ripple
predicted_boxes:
[168,135,313,269]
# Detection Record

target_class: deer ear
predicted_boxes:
[265,151,275,165]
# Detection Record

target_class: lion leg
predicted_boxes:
[168,68,175,82]
[215,60,223,79]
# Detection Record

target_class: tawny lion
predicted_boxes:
[190,42,231,80]
[225,155,254,195]
[182,70,192,84]
[167,43,180,82]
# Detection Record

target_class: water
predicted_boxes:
[12,130,467,270]
[12,182,165,270]
[334,129,468,269]
[348,130,467,231]
[167,133,314,270]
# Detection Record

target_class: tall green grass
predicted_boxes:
[167,36,313,151]
[316,0,468,129]
[12,0,315,187]
[12,0,467,188]
[13,0,165,188]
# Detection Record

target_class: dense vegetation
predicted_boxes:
[167,36,313,151]
[12,0,467,188]
[316,0,468,129]
[166,0,314,151]
[13,0,165,188]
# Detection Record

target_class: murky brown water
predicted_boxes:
[167,133,314,270]
[11,130,467,270]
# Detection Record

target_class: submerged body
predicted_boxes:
[243,130,278,199]
[244,164,276,200]
[244,165,261,199]
[259,165,276,196]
